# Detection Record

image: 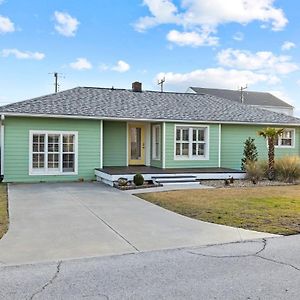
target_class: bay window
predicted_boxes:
[30,131,78,175]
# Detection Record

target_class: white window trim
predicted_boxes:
[174,124,210,161]
[274,128,295,149]
[29,130,78,176]
[152,124,161,160]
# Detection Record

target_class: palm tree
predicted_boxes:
[258,127,284,180]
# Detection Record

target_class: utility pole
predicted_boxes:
[239,85,247,103]
[158,77,166,92]
[49,72,63,93]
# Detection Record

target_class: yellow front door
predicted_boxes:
[128,124,145,165]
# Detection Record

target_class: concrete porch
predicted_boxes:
[95,166,246,186]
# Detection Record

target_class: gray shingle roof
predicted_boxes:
[0,87,300,125]
[189,87,294,108]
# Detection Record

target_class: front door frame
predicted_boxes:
[128,123,146,165]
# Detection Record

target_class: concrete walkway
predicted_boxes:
[0,182,276,265]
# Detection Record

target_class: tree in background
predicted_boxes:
[241,137,258,170]
[258,128,284,180]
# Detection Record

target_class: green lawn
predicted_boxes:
[0,184,8,239]
[137,186,300,235]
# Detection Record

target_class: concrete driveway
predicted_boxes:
[0,182,275,265]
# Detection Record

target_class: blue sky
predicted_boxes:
[0,0,300,115]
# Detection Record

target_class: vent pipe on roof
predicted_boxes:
[132,81,142,92]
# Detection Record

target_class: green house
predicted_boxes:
[0,82,299,184]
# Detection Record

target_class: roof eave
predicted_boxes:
[1,112,300,126]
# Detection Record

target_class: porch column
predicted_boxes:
[162,122,166,169]
[100,120,103,169]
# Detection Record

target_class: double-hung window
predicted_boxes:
[274,129,295,148]
[175,126,208,159]
[152,125,161,160]
[30,131,78,175]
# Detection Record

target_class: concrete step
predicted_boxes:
[162,181,201,186]
[152,176,196,183]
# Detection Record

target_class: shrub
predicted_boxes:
[241,137,258,170]
[133,173,144,186]
[245,161,264,183]
[275,156,300,183]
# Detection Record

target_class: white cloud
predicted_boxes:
[233,32,244,41]
[167,30,218,47]
[135,0,179,32]
[135,0,287,47]
[54,11,79,37]
[217,48,299,74]
[111,60,130,73]
[281,41,296,51]
[0,15,15,34]
[69,58,92,70]
[1,49,45,60]
[156,68,279,91]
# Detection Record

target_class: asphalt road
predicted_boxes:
[0,235,299,300]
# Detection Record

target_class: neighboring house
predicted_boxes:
[187,87,294,116]
[0,82,299,184]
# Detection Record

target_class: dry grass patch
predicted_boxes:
[137,186,300,235]
[0,184,8,239]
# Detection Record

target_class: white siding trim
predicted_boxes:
[0,115,5,176]
[218,124,222,168]
[162,122,166,169]
[100,120,103,169]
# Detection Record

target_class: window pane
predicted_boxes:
[193,130,197,141]
[182,129,189,141]
[33,153,44,169]
[274,138,279,146]
[198,129,205,141]
[283,131,292,139]
[192,143,197,155]
[281,139,292,146]
[176,143,181,155]
[33,143,39,152]
[176,129,181,141]
[182,143,189,155]
[198,144,205,156]
[130,128,141,159]
[63,154,75,172]
[48,154,59,169]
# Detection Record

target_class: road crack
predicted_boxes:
[188,238,300,272]
[29,261,62,300]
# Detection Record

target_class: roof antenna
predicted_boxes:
[238,84,247,103]
[49,72,64,93]
[158,77,166,92]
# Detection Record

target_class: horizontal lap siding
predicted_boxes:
[221,125,300,170]
[165,123,219,168]
[103,121,127,166]
[4,117,101,182]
